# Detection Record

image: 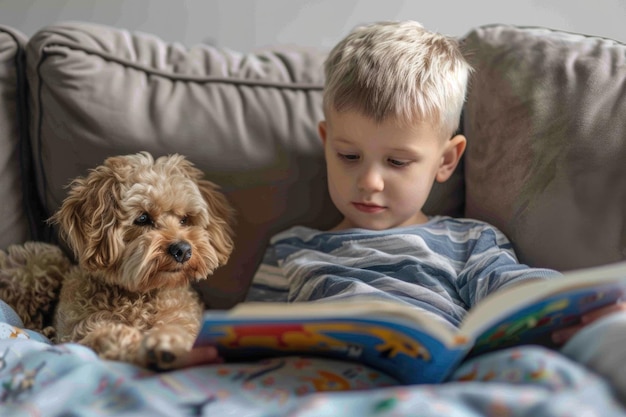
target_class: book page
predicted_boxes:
[459,261,626,340]
[468,282,625,356]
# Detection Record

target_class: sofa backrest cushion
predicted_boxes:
[0,25,32,250]
[462,25,626,271]
[25,22,463,308]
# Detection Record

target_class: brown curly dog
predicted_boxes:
[0,152,234,370]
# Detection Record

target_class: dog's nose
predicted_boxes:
[168,241,192,263]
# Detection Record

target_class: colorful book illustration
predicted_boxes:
[194,261,626,384]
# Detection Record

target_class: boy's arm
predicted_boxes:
[455,224,560,309]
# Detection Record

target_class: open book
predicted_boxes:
[194,261,626,384]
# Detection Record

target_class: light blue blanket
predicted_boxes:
[1,300,625,416]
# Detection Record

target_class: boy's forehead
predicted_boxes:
[327,110,440,136]
[325,110,446,149]
[327,108,430,127]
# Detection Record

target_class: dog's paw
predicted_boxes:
[140,328,193,371]
[42,326,57,341]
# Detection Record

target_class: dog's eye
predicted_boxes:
[134,213,153,226]
[180,216,188,226]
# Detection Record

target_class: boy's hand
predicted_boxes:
[552,301,626,345]
[179,345,223,368]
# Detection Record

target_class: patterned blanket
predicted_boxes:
[1,300,625,416]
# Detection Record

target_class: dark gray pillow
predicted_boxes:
[462,25,626,271]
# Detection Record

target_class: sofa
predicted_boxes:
[0,21,625,416]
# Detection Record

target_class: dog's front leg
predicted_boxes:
[139,325,197,370]
[78,323,144,365]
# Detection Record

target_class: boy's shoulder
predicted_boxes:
[427,216,511,245]
[427,216,504,232]
[427,215,490,227]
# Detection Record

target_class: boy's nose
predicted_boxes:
[357,166,384,192]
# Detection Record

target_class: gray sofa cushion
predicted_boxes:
[462,25,626,271]
[25,22,464,308]
[26,23,329,308]
[28,21,624,307]
[0,25,31,250]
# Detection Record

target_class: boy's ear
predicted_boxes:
[435,134,466,183]
[318,120,328,145]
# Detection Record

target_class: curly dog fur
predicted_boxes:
[0,242,70,334]
[0,152,234,370]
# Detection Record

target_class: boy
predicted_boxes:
[245,20,559,330]
[245,20,625,343]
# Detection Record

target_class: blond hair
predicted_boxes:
[323,21,472,137]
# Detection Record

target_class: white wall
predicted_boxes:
[1,0,624,51]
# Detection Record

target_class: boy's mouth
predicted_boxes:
[352,202,386,213]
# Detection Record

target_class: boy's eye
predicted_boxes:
[338,153,360,162]
[134,213,153,226]
[388,158,410,167]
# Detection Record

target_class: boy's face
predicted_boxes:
[319,110,465,231]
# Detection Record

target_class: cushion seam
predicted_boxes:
[40,41,325,91]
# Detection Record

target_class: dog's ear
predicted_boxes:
[196,178,236,267]
[50,160,124,270]
[175,158,235,267]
